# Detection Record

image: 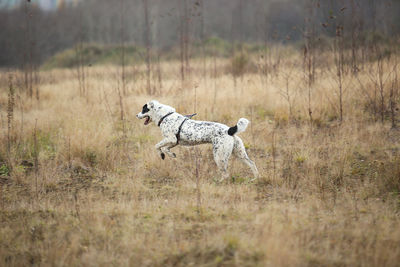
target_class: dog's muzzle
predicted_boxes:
[137,113,151,125]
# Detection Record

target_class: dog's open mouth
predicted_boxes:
[144,116,151,125]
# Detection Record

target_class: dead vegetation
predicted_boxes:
[0,52,400,266]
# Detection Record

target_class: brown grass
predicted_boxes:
[0,54,400,266]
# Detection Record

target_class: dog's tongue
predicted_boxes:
[144,117,150,125]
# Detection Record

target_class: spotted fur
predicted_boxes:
[136,100,259,182]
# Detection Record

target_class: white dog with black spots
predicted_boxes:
[136,100,259,182]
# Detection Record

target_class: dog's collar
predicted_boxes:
[158,112,174,127]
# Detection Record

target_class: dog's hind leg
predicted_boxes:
[155,137,177,159]
[233,136,259,180]
[214,154,229,182]
[213,136,234,182]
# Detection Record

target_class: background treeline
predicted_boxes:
[1,0,400,68]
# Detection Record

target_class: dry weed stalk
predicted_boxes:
[23,0,34,98]
[183,0,190,78]
[178,0,190,88]
[143,0,152,94]
[334,24,345,122]
[193,81,201,215]
[120,0,127,96]
[198,0,206,80]
[271,129,276,180]
[156,53,163,94]
[116,79,126,135]
[350,0,360,75]
[75,9,88,99]
[67,136,72,169]
[7,73,15,173]
[389,60,398,128]
[279,61,298,120]
[74,189,80,219]
[194,148,201,215]
[33,119,39,202]
[303,0,318,127]
[212,47,217,113]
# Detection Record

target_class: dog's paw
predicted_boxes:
[161,152,165,160]
[165,151,176,158]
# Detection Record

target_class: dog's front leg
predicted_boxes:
[162,143,178,158]
[155,137,177,160]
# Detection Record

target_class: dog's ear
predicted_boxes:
[148,100,158,109]
[148,101,155,109]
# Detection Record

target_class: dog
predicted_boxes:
[136,100,259,182]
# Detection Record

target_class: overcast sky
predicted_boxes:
[0,0,78,10]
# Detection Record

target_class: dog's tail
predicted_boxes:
[228,118,250,136]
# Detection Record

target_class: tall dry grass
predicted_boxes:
[0,53,399,266]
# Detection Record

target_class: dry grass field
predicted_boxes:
[1,53,400,266]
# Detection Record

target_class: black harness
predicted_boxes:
[158,112,191,145]
[158,112,174,127]
[158,112,189,147]
[176,118,188,144]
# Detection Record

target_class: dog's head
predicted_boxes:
[136,100,175,126]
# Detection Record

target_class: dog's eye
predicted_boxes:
[142,104,150,113]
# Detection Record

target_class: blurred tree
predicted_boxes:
[0,0,399,67]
